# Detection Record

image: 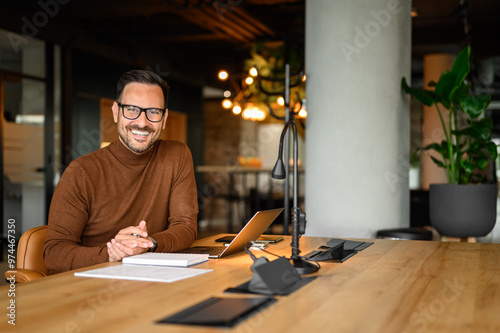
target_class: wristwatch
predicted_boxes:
[147,236,158,252]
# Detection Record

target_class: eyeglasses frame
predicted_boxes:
[117,102,166,123]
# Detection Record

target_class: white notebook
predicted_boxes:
[122,252,209,267]
[75,264,212,283]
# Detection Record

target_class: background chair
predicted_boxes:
[376,190,434,241]
[4,225,49,283]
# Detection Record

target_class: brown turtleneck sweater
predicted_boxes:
[44,139,198,274]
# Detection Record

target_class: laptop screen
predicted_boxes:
[220,208,283,257]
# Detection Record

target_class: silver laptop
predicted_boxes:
[176,208,283,258]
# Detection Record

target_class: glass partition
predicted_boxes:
[1,28,59,250]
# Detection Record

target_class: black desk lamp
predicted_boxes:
[272,119,319,275]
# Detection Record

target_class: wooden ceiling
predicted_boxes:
[1,0,500,91]
[0,0,305,87]
[63,0,287,44]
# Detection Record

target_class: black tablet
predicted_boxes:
[157,296,276,327]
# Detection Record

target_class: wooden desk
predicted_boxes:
[2,236,500,332]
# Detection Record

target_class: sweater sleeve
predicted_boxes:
[151,145,198,252]
[43,162,109,274]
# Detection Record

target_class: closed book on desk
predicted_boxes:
[122,253,209,267]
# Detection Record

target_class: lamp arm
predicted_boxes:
[277,120,294,151]
[290,121,298,210]
[274,120,302,256]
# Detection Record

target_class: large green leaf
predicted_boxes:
[485,141,499,159]
[456,118,492,141]
[475,156,490,170]
[430,156,446,168]
[467,144,488,159]
[434,71,457,108]
[401,77,436,106]
[460,95,491,119]
[450,80,470,104]
[440,140,452,158]
[471,118,493,140]
[461,160,475,174]
[450,46,471,86]
[423,142,451,160]
[422,142,441,152]
[469,140,485,151]
[466,140,497,163]
[437,46,471,107]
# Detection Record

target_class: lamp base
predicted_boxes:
[291,256,319,275]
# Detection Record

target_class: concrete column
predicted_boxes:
[422,54,454,189]
[305,0,412,238]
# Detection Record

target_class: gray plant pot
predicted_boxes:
[429,184,498,238]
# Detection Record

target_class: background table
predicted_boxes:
[1,235,499,332]
[197,165,304,233]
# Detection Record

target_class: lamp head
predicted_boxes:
[271,158,286,179]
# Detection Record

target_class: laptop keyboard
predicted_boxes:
[176,246,226,256]
[199,246,225,255]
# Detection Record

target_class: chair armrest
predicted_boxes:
[5,269,47,283]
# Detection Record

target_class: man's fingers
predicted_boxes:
[117,225,148,238]
[117,228,147,237]
[107,241,123,261]
[114,240,148,256]
[108,229,151,262]
[138,220,147,230]
[119,237,152,248]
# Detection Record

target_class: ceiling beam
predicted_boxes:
[232,8,275,37]
[176,9,249,43]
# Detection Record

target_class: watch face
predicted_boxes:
[148,237,158,252]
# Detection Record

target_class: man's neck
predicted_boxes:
[118,136,154,155]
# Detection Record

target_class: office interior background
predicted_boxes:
[2,0,500,247]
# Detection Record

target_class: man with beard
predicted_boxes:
[44,70,198,273]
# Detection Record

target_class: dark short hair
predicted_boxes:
[116,70,169,107]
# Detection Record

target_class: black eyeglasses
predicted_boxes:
[117,102,166,122]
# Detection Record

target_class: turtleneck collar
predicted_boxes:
[108,139,157,166]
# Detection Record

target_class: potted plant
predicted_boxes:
[401,46,498,238]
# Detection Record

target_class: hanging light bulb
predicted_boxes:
[232,104,242,115]
[245,76,254,85]
[241,104,266,121]
[218,70,228,81]
[277,96,284,106]
[297,98,307,118]
[242,103,253,120]
[256,108,266,121]
[249,67,258,77]
[223,90,231,98]
[242,109,251,120]
[411,7,418,17]
[222,98,233,109]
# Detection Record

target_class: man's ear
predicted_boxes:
[162,109,168,130]
[112,101,119,123]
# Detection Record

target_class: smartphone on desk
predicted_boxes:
[215,235,284,244]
